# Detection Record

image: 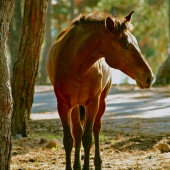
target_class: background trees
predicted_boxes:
[11,0,48,137]
[0,1,15,169]
[8,0,22,76]
[39,0,52,84]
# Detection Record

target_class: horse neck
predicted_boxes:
[70,24,106,77]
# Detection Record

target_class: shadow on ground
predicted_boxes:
[31,85,170,136]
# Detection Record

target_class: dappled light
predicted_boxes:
[31,85,170,135]
[30,85,170,137]
[105,86,170,119]
[31,85,170,120]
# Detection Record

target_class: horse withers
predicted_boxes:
[46,11,154,170]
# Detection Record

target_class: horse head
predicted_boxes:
[104,11,154,88]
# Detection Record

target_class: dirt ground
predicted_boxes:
[11,85,170,170]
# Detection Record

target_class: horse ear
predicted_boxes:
[105,17,115,33]
[125,11,134,22]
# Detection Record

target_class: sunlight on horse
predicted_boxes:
[46,11,154,170]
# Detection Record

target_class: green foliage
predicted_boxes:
[53,0,70,16]
[34,159,40,167]
[100,133,108,142]
[51,144,60,150]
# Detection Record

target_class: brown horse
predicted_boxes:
[46,12,154,170]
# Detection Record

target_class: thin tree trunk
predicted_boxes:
[8,0,22,77]
[156,56,170,85]
[0,0,15,169]
[156,0,170,85]
[11,0,48,137]
[70,0,74,20]
[39,0,52,84]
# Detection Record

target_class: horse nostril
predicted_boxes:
[146,76,152,85]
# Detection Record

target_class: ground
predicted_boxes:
[11,85,170,170]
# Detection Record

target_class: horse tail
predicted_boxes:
[79,105,85,121]
[79,105,85,129]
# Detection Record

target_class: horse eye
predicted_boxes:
[120,35,130,49]
[122,43,129,49]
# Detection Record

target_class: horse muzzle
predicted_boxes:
[136,75,154,89]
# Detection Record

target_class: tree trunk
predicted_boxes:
[11,0,48,137]
[156,56,170,85]
[39,0,52,84]
[0,1,15,169]
[156,0,170,85]
[70,0,75,20]
[8,0,22,77]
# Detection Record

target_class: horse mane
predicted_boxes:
[72,12,106,24]
[72,12,134,32]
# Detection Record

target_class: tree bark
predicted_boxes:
[0,1,15,169]
[39,0,52,84]
[11,0,48,137]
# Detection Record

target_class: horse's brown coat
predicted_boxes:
[46,12,154,170]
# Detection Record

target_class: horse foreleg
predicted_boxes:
[71,106,83,170]
[93,100,106,170]
[58,102,73,170]
[82,99,99,170]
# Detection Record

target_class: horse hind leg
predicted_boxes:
[93,100,106,170]
[71,106,83,170]
[57,101,73,170]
